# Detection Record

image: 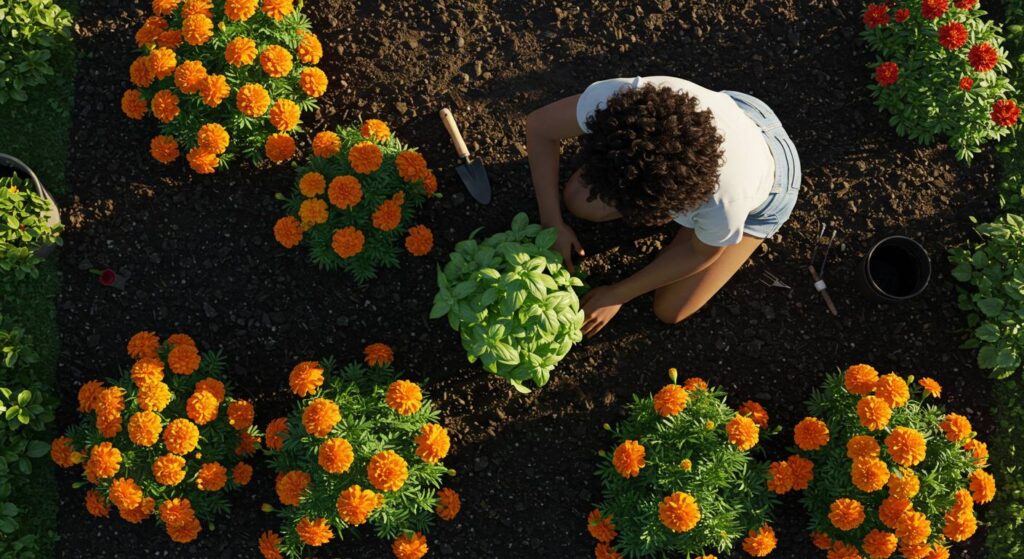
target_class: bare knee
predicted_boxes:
[562,174,590,218]
[653,296,703,325]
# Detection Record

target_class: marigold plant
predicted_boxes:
[260,344,458,558]
[590,372,776,558]
[122,0,328,173]
[862,0,1018,161]
[275,120,438,282]
[792,365,993,558]
[51,331,260,543]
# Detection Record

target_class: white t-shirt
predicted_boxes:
[576,76,775,246]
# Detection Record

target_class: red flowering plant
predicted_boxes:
[792,366,993,558]
[273,120,438,283]
[122,0,330,174]
[862,0,1018,161]
[259,344,458,559]
[589,370,777,559]
[50,331,262,544]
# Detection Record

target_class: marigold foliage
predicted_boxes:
[53,331,261,544]
[276,121,438,283]
[796,368,992,558]
[592,378,776,558]
[264,348,456,558]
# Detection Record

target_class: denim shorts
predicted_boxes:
[721,90,801,239]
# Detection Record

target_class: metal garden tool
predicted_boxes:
[809,224,839,316]
[439,108,492,205]
[760,271,791,290]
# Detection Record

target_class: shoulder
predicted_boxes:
[576,78,637,132]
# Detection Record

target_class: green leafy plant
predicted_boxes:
[431,212,585,393]
[985,377,1024,559]
[862,0,1018,161]
[261,344,458,559]
[0,0,72,104]
[590,373,776,558]
[0,173,61,279]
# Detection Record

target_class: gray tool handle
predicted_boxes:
[439,108,471,159]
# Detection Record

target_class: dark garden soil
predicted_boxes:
[53,0,1002,557]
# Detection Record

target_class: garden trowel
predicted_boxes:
[439,108,492,205]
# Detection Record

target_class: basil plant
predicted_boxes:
[431,213,584,393]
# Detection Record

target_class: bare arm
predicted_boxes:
[525,94,584,227]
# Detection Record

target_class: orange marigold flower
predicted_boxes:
[372,200,403,231]
[969,470,996,503]
[289,361,324,396]
[228,400,255,430]
[658,491,700,532]
[297,32,323,65]
[811,531,832,550]
[405,225,433,256]
[726,414,759,451]
[152,0,180,16]
[851,457,890,493]
[596,543,623,559]
[767,460,793,494]
[137,380,172,412]
[85,489,110,518]
[187,147,219,174]
[875,373,910,408]
[151,89,180,123]
[260,45,293,78]
[129,56,155,87]
[181,0,213,17]
[364,342,394,366]
[918,377,942,398]
[127,411,163,447]
[612,440,645,478]
[197,462,227,491]
[847,434,881,460]
[236,433,260,457]
[156,29,182,49]
[131,357,165,387]
[788,454,814,490]
[349,141,383,174]
[395,150,429,182]
[266,417,288,450]
[299,66,328,97]
[50,436,80,468]
[844,363,879,394]
[168,344,201,375]
[95,385,126,421]
[174,60,207,94]
[885,427,927,467]
[943,507,977,542]
[299,172,326,197]
[120,496,155,525]
[121,89,148,120]
[194,377,224,401]
[181,14,212,45]
[895,510,931,545]
[225,36,258,67]
[312,130,342,157]
[259,531,283,559]
[274,216,303,249]
[926,544,951,559]
[336,484,382,525]
[265,133,296,163]
[199,73,230,107]
[318,438,354,474]
[386,380,422,415]
[303,398,341,437]
[196,123,230,155]
[360,118,391,141]
[299,198,328,227]
[166,516,201,542]
[862,529,898,559]
[233,462,253,485]
[887,468,920,499]
[423,171,438,195]
[587,509,617,542]
[163,418,200,455]
[236,83,271,117]
[416,423,450,464]
[332,226,365,258]
[857,395,892,431]
[879,496,913,529]
[225,0,258,21]
[159,497,195,528]
[150,135,180,164]
[737,400,769,428]
[135,16,167,46]
[829,498,865,531]
[652,384,688,417]
[276,470,311,506]
[262,0,294,21]
[939,413,972,443]
[166,333,196,349]
[186,390,219,425]
[152,453,187,485]
[108,477,143,511]
[296,517,333,546]
[97,415,122,439]
[436,487,461,521]
[794,417,829,450]
[127,331,160,359]
[742,525,776,557]
[393,532,428,559]
[368,450,409,492]
[77,379,104,412]
[328,175,363,209]
[964,439,989,465]
[149,47,177,79]
[85,442,122,479]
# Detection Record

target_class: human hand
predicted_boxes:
[581,285,626,338]
[552,222,585,273]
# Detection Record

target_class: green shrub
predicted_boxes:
[985,378,1024,558]
[0,173,62,280]
[862,1,1018,161]
[432,213,584,393]
[0,0,73,104]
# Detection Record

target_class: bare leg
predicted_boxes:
[563,168,622,222]
[653,229,764,324]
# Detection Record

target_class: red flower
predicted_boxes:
[98,268,117,286]
[959,76,974,91]
[864,4,890,28]
[938,22,968,50]
[875,62,900,87]
[992,99,1021,127]
[921,0,948,20]
[968,43,999,72]
[894,8,911,22]
[955,0,977,9]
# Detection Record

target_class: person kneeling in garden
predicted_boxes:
[527,76,801,336]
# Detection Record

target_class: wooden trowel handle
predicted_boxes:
[439,108,471,159]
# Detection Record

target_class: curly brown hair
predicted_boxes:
[580,84,724,226]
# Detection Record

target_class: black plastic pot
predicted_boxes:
[0,153,61,258]
[858,236,931,302]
